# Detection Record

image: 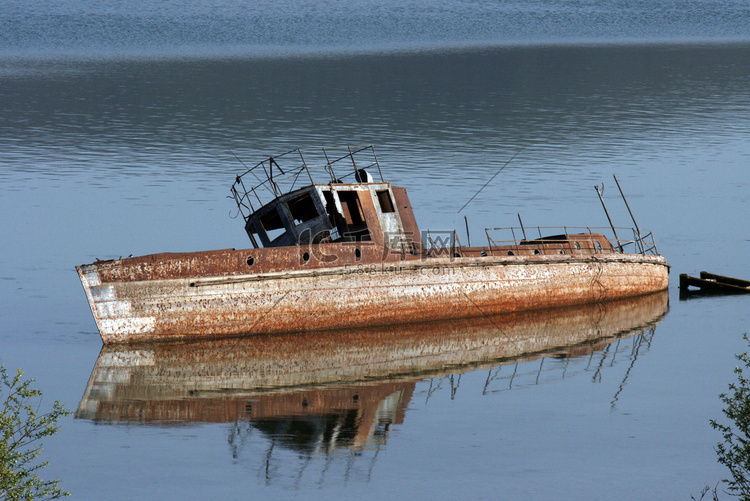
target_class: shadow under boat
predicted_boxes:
[77,292,668,449]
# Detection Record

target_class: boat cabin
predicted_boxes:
[243,179,421,253]
[231,146,422,254]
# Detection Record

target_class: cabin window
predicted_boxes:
[337,191,371,241]
[322,190,344,242]
[259,210,285,243]
[376,190,395,213]
[338,191,364,226]
[287,193,318,225]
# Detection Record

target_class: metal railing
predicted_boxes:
[230,145,384,220]
[483,226,659,256]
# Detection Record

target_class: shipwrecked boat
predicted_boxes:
[76,146,669,344]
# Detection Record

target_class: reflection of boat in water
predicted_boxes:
[77,291,667,429]
[76,292,667,485]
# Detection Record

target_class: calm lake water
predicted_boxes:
[2,1,750,499]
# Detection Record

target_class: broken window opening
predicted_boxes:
[376,190,395,213]
[336,191,371,242]
[323,190,346,242]
[259,210,286,243]
[287,193,319,225]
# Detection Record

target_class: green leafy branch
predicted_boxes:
[711,334,750,500]
[1,365,71,501]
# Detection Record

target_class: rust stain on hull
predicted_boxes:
[77,250,669,344]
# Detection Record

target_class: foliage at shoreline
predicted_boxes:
[0,365,71,500]
[710,334,750,500]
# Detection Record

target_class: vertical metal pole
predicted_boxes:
[258,159,273,196]
[370,145,384,182]
[464,215,471,247]
[268,157,279,196]
[292,149,308,185]
[322,147,335,182]
[595,184,624,253]
[517,213,527,241]
[348,146,358,178]
[613,175,644,254]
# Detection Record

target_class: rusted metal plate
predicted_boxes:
[391,186,422,247]
[77,248,669,343]
[76,291,668,424]
[80,232,622,285]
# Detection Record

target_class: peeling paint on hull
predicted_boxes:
[77,251,669,344]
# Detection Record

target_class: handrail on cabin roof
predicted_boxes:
[230,145,384,220]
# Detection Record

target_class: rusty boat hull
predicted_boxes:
[77,246,669,344]
[77,146,670,344]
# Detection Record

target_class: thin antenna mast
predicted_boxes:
[517,213,527,241]
[594,184,624,253]
[458,149,522,213]
[613,175,644,254]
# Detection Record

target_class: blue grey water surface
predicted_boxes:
[1,0,750,59]
[2,1,750,499]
